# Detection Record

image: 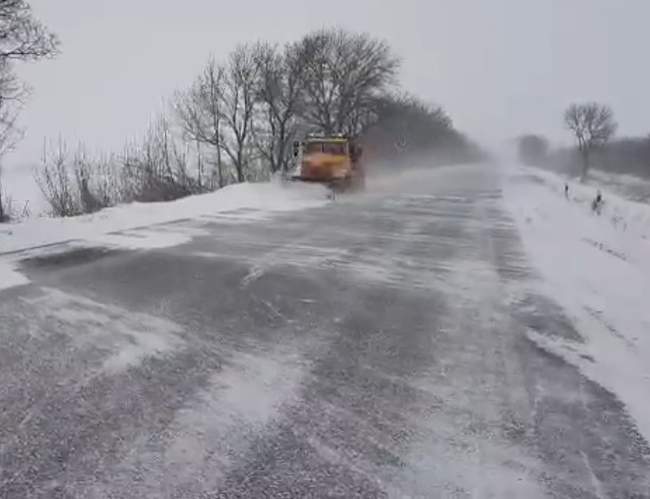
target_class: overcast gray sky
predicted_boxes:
[8,0,650,166]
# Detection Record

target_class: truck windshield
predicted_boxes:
[305,142,323,154]
[322,142,347,155]
[304,142,347,155]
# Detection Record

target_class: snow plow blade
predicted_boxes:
[290,175,363,193]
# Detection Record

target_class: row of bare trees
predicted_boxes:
[174,29,400,186]
[38,27,470,217]
[5,24,477,218]
[33,28,407,216]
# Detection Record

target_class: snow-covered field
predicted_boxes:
[503,164,650,444]
[589,169,650,204]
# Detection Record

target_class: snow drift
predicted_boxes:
[504,164,650,444]
[0,180,328,256]
[0,180,328,291]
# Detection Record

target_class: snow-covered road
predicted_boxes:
[0,164,648,497]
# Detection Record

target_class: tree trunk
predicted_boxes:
[216,148,223,189]
[0,170,5,222]
[580,148,590,182]
[236,148,244,183]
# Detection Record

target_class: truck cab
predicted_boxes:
[292,134,364,190]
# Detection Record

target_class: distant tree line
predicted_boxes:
[516,134,550,167]
[362,93,483,167]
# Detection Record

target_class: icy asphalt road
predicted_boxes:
[1,164,649,498]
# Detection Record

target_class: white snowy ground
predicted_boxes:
[503,164,650,445]
[589,169,650,204]
[0,178,328,290]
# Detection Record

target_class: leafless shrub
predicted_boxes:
[120,116,202,203]
[35,139,81,217]
[35,140,123,217]
[0,189,29,222]
[72,147,122,213]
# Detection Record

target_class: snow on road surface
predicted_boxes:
[0,260,30,291]
[0,179,328,290]
[504,164,650,444]
[2,163,649,496]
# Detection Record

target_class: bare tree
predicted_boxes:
[253,42,305,173]
[220,44,259,182]
[0,0,58,221]
[174,58,226,188]
[0,62,24,220]
[296,29,400,136]
[0,0,59,60]
[564,102,617,181]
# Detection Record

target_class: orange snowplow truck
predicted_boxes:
[292,134,365,192]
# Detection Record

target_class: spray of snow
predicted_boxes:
[84,337,323,498]
[503,164,650,444]
[21,288,184,373]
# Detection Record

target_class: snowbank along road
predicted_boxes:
[1,164,649,498]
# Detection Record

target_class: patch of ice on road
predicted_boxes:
[21,288,184,372]
[0,260,29,291]
[503,164,650,444]
[0,180,328,254]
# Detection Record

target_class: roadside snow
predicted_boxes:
[0,180,327,293]
[589,169,650,204]
[0,261,30,291]
[503,164,650,443]
[0,180,328,256]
